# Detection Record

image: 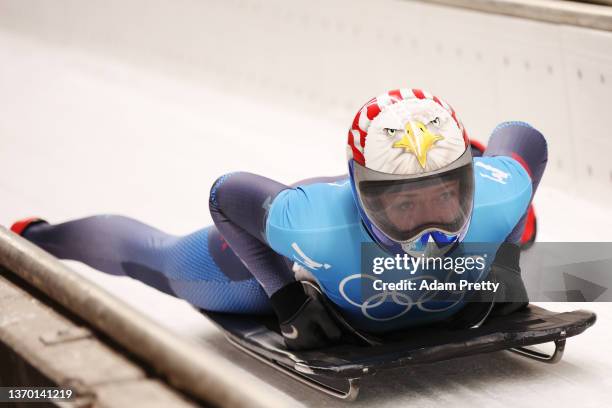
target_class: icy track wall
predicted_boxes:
[1,0,611,205]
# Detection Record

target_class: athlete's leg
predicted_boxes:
[21,215,271,313]
[484,122,548,243]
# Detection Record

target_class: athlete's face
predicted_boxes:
[378,180,461,232]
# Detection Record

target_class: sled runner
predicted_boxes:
[201,283,596,401]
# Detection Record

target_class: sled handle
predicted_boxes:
[509,339,566,364]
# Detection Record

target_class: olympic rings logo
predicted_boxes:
[338,271,469,321]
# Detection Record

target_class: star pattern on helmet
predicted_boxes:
[392,121,445,168]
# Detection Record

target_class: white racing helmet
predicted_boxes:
[347,89,474,256]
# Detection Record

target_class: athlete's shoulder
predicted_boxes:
[466,156,532,242]
[265,178,367,272]
[266,178,360,232]
[473,156,532,205]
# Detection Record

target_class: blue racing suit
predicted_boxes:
[266,156,531,332]
[20,122,546,334]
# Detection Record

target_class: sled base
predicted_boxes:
[202,305,595,400]
[227,335,360,400]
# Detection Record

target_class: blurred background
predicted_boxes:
[1,0,611,406]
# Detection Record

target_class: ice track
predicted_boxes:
[1,3,612,406]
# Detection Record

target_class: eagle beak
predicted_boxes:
[392,121,444,168]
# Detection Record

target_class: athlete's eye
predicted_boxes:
[429,117,441,126]
[384,128,397,137]
[396,201,415,211]
[437,191,455,203]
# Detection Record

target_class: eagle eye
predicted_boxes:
[429,117,441,126]
[384,128,397,137]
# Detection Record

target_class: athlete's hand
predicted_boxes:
[270,281,342,350]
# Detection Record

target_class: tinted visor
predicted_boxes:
[354,155,474,243]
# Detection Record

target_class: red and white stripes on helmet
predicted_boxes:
[347,88,469,166]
